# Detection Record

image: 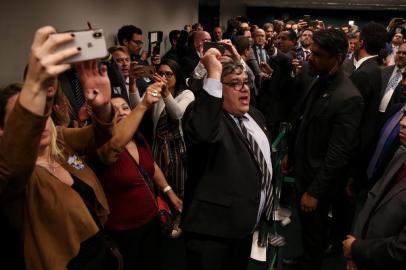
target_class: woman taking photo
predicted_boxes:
[130,59,194,222]
[91,87,183,270]
[0,26,119,270]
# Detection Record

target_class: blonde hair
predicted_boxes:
[49,118,64,161]
[35,118,64,171]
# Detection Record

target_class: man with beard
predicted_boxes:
[297,29,313,61]
[286,29,364,270]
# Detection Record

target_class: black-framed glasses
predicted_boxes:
[131,39,144,45]
[222,80,251,91]
[157,71,174,78]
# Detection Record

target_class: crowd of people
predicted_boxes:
[0,13,406,270]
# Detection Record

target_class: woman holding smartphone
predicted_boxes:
[0,26,121,270]
[130,59,194,235]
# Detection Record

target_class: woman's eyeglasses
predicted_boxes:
[157,71,174,78]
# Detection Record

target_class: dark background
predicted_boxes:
[246,7,405,28]
[199,0,406,32]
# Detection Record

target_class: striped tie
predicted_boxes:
[237,117,274,221]
[73,72,85,111]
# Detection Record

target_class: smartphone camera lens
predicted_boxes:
[93,32,102,38]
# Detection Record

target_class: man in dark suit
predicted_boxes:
[379,42,406,114]
[350,22,388,170]
[162,30,181,63]
[289,29,364,270]
[252,28,294,139]
[366,74,406,191]
[343,79,406,269]
[180,30,211,79]
[332,23,388,253]
[182,49,274,270]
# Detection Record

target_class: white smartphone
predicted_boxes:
[53,29,108,64]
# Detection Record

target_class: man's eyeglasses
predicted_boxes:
[222,80,251,91]
[396,51,406,56]
[157,71,174,78]
[131,40,144,46]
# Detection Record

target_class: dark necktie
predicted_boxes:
[237,117,273,221]
[304,50,310,61]
[259,47,265,63]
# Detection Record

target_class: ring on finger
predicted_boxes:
[151,90,158,97]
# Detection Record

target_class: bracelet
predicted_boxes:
[163,186,172,193]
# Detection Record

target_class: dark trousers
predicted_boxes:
[298,198,330,270]
[184,231,252,270]
[106,219,161,270]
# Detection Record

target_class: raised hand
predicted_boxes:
[76,60,111,111]
[25,26,79,90]
[141,81,164,109]
[21,26,80,115]
[200,48,222,80]
[152,73,169,97]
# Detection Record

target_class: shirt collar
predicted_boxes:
[354,55,377,70]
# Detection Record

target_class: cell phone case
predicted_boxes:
[54,29,108,64]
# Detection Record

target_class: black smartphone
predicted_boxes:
[303,15,311,22]
[203,42,225,54]
[133,65,156,78]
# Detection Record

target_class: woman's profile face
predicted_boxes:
[158,65,176,90]
[111,97,131,123]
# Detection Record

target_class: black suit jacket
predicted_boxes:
[350,57,382,155]
[180,49,200,79]
[352,148,406,269]
[182,89,271,238]
[293,69,364,198]
[256,48,294,130]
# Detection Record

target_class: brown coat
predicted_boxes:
[0,100,113,270]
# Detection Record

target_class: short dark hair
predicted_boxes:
[0,82,23,127]
[283,29,298,42]
[263,22,274,31]
[117,25,143,46]
[192,23,203,31]
[169,30,180,46]
[359,22,387,55]
[232,36,250,55]
[313,29,348,58]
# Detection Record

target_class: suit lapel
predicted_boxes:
[381,66,396,94]
[369,148,406,212]
[300,78,332,131]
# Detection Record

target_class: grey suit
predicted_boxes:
[352,147,406,269]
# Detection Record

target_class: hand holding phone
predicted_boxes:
[131,64,156,79]
[203,42,226,55]
[53,29,108,64]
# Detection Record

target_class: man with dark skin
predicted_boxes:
[284,29,364,270]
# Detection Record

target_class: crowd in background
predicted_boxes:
[0,13,406,270]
